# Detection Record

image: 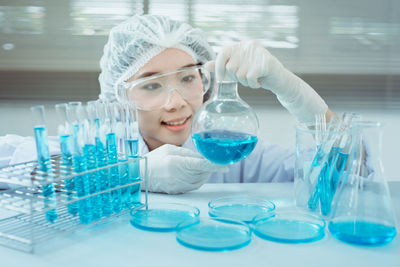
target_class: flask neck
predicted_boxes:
[215,81,240,100]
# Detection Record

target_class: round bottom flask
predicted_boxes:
[192,81,259,165]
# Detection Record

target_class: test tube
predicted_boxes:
[94,100,113,217]
[68,101,92,224]
[124,102,140,205]
[55,103,78,216]
[105,102,122,214]
[30,105,58,223]
[85,101,102,220]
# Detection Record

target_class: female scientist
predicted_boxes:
[97,14,335,194]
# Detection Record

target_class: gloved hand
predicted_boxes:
[204,40,328,124]
[141,144,228,194]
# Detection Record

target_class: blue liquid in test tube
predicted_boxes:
[84,143,102,221]
[69,102,92,224]
[60,134,78,215]
[34,126,58,223]
[106,132,122,214]
[31,105,57,223]
[126,139,140,205]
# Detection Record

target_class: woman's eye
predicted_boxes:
[141,83,162,91]
[181,75,196,83]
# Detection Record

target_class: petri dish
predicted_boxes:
[252,210,326,243]
[130,202,200,232]
[208,195,275,223]
[176,217,251,251]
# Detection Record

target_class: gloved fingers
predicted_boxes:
[156,144,204,158]
[179,156,229,173]
[215,45,234,82]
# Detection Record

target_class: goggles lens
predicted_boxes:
[121,66,211,110]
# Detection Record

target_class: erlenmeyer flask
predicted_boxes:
[192,81,259,164]
[329,121,397,245]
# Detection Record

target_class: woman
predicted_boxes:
[98,14,335,194]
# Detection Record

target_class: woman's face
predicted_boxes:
[128,48,203,151]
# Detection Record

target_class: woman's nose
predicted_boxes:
[163,89,187,111]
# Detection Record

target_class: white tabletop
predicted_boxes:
[1,182,399,267]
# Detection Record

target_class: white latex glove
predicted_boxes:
[141,144,228,194]
[205,40,328,124]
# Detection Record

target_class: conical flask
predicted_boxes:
[192,81,259,165]
[329,121,397,245]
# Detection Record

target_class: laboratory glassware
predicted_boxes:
[329,121,397,245]
[252,209,326,243]
[208,195,275,223]
[176,217,252,251]
[130,202,200,232]
[68,101,92,224]
[30,105,58,223]
[192,81,259,165]
[55,103,78,215]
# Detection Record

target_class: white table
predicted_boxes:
[1,182,399,267]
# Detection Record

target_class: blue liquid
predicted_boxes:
[84,144,102,221]
[72,155,92,224]
[34,127,58,223]
[331,152,349,193]
[106,133,121,214]
[329,221,397,245]
[60,135,78,216]
[192,130,258,165]
[320,147,341,216]
[95,137,113,217]
[126,139,141,205]
[209,204,273,223]
[307,146,341,214]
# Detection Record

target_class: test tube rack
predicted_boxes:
[0,155,147,253]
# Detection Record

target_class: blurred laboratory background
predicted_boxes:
[0,0,399,180]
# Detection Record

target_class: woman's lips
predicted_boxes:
[162,116,191,133]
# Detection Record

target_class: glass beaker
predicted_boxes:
[191,81,259,165]
[328,121,397,245]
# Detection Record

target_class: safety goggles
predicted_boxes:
[118,65,211,111]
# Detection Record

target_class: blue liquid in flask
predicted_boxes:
[34,126,58,223]
[193,130,258,165]
[329,221,396,245]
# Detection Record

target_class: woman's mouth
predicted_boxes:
[162,116,191,132]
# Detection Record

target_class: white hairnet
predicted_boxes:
[98,14,215,101]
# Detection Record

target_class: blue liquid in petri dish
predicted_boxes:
[34,126,58,223]
[254,218,325,244]
[131,209,197,232]
[329,221,397,245]
[192,130,258,165]
[176,218,251,251]
[209,204,273,223]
